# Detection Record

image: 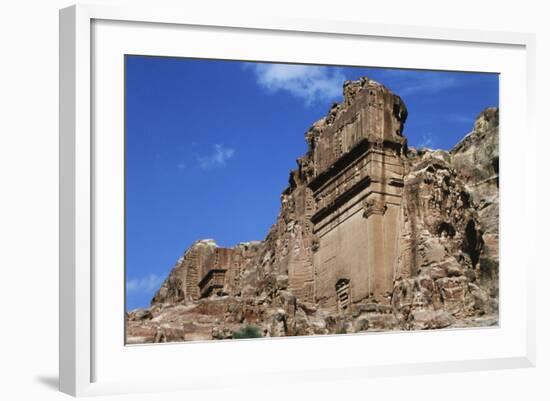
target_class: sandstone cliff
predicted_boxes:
[126,78,499,343]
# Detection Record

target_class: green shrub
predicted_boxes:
[336,326,347,335]
[232,325,263,339]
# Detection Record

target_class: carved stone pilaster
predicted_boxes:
[311,235,320,252]
[363,198,387,218]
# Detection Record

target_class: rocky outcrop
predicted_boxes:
[151,239,263,304]
[450,108,499,297]
[126,78,499,343]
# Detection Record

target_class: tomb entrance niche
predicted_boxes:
[335,278,351,313]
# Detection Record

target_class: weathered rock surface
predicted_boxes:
[126,78,499,343]
[450,108,500,298]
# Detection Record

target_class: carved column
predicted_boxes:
[362,195,400,304]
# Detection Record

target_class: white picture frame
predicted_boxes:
[59,3,536,397]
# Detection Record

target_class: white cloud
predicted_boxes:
[372,69,459,97]
[127,274,164,294]
[198,144,235,169]
[399,76,457,96]
[247,63,345,105]
[417,132,436,149]
[177,162,186,170]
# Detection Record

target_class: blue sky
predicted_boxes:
[125,56,498,311]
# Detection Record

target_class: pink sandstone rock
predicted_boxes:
[126,78,499,343]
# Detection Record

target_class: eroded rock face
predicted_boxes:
[126,79,499,343]
[450,108,499,297]
[151,239,263,304]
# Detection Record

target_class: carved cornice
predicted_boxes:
[198,268,227,290]
[308,139,370,191]
[310,175,371,224]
